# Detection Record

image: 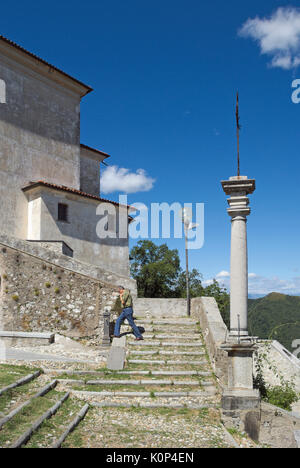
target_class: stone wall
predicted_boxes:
[191,297,228,386]
[256,340,300,392]
[0,233,136,293]
[0,240,122,339]
[133,298,188,317]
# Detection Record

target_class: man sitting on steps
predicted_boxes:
[113,286,144,341]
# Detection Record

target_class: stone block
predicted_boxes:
[107,346,126,371]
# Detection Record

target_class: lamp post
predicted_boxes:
[180,208,198,317]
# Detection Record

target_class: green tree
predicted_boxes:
[130,240,181,298]
[130,241,230,318]
[175,269,205,298]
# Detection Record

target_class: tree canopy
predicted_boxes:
[130,240,229,315]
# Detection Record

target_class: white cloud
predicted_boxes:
[205,270,300,296]
[101,166,155,194]
[216,270,230,278]
[239,7,300,69]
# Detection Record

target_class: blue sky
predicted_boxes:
[2,0,300,295]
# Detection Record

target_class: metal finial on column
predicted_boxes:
[236,91,241,177]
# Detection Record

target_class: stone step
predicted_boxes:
[135,315,189,319]
[72,390,216,399]
[84,379,211,386]
[127,359,207,365]
[92,401,212,409]
[135,320,197,326]
[111,371,211,377]
[129,341,203,347]
[129,350,205,356]
[128,334,202,341]
[0,331,55,344]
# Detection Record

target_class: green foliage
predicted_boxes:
[254,342,299,411]
[248,293,300,352]
[130,240,230,313]
[266,385,299,411]
[130,240,181,298]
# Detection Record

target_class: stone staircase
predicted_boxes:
[0,366,89,448]
[58,311,219,410]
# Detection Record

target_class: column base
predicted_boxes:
[222,389,261,441]
[222,388,260,411]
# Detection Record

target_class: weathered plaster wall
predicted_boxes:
[0,52,81,240]
[80,156,100,196]
[0,240,120,338]
[25,187,130,277]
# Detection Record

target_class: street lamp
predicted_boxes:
[179,208,198,317]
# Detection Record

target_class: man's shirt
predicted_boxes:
[121,289,133,308]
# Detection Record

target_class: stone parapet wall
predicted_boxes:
[256,340,300,392]
[133,298,188,317]
[191,297,228,386]
[27,240,74,258]
[0,233,137,293]
[0,238,122,338]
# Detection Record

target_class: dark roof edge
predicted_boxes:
[80,144,110,159]
[0,35,93,96]
[22,181,132,210]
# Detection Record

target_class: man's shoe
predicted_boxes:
[135,337,144,341]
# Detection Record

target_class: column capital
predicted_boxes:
[221,176,255,218]
[221,176,256,196]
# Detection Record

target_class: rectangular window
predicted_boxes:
[58,203,68,222]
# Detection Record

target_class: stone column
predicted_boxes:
[220,176,260,439]
[221,176,255,339]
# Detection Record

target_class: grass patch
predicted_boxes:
[25,398,85,448]
[0,390,64,447]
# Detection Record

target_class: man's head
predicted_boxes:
[118,285,125,294]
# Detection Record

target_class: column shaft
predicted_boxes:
[230,216,248,336]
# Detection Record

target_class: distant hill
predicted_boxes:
[248,292,300,352]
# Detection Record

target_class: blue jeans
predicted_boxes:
[114,307,142,338]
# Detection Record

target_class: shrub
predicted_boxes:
[12,294,19,302]
[45,282,51,288]
[265,384,299,411]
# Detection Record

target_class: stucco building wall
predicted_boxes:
[0,52,81,241]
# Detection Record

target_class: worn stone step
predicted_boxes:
[127,359,207,365]
[144,328,199,333]
[135,320,197,326]
[129,341,203,347]
[112,370,211,377]
[85,379,209,386]
[158,351,205,356]
[129,350,205,356]
[128,334,202,341]
[0,331,55,345]
[92,401,212,409]
[72,390,215,398]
